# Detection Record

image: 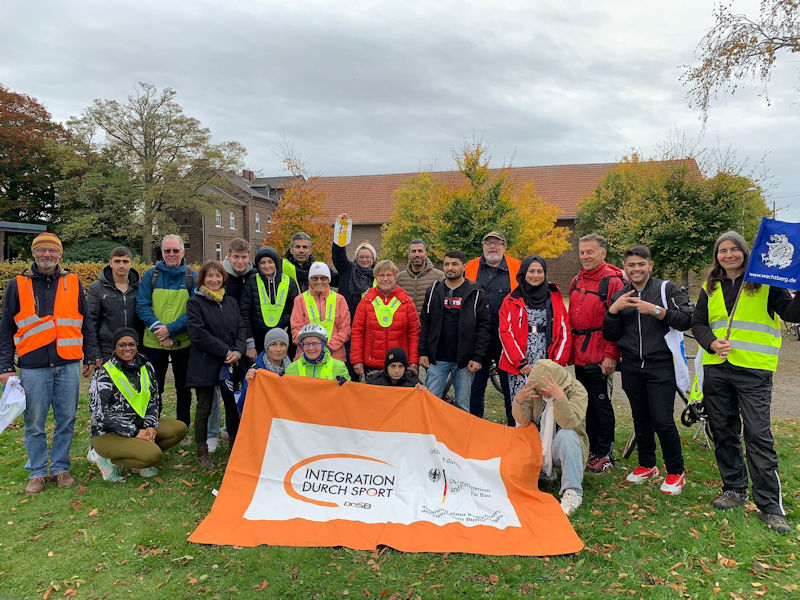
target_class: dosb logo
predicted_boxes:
[344,501,372,509]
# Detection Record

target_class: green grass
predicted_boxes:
[1,387,798,599]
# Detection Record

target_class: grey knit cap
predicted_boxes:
[263,328,289,349]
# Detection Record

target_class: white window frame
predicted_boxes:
[215,243,222,261]
[229,211,236,229]
[255,212,261,232]
[215,209,222,228]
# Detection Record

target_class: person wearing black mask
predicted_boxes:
[498,255,571,403]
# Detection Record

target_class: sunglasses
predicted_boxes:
[163,248,182,254]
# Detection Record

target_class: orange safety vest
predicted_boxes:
[12,273,84,360]
[465,256,520,291]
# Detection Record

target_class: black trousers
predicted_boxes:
[145,346,192,427]
[703,362,784,515]
[574,363,615,456]
[194,386,240,446]
[621,360,684,474]
[469,339,513,426]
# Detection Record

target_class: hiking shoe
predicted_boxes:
[87,447,100,464]
[660,472,685,495]
[758,512,791,534]
[133,467,158,478]
[626,465,660,484]
[711,489,748,510]
[586,453,614,473]
[207,437,219,454]
[560,489,582,516]
[25,477,46,494]
[54,472,76,488]
[95,457,123,483]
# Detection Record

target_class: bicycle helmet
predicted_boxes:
[297,323,329,345]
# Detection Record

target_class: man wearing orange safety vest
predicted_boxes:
[464,231,520,425]
[0,233,99,494]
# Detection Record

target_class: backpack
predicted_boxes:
[151,268,194,292]
[568,274,626,308]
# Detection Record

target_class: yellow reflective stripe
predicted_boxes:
[728,340,781,356]
[57,338,83,347]
[56,318,84,327]
[15,315,41,328]
[13,320,55,342]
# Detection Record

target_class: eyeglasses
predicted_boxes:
[116,342,137,349]
[302,341,322,348]
[33,247,61,255]
[163,248,182,254]
[483,241,504,247]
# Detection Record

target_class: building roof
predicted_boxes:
[251,176,301,189]
[225,173,272,201]
[309,159,701,224]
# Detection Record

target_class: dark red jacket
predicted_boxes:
[498,283,570,373]
[351,286,420,369]
[568,262,626,366]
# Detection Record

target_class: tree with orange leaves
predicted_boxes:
[262,149,331,262]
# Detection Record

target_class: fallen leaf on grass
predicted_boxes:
[76,486,86,495]
[717,553,737,568]
[181,480,195,488]
[488,574,499,584]
[154,477,163,483]
[38,520,54,530]
[698,558,712,574]
[252,580,268,591]
[87,509,98,517]
[428,584,444,589]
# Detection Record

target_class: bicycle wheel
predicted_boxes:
[489,363,503,393]
[622,430,637,459]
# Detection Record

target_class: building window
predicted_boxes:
[267,214,272,225]
[255,212,261,232]
[215,209,222,228]
[215,243,222,261]
[229,211,236,229]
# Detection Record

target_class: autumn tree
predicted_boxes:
[576,154,769,284]
[382,142,571,263]
[262,152,332,262]
[0,84,67,225]
[70,82,245,262]
[683,0,800,120]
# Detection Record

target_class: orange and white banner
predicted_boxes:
[189,372,583,556]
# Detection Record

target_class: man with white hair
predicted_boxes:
[136,235,197,438]
[290,262,351,361]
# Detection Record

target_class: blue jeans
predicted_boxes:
[425,361,475,411]
[20,362,80,479]
[551,429,585,496]
[208,387,221,439]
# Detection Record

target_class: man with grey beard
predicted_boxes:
[0,233,99,493]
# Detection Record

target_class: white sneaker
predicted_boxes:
[133,467,158,478]
[179,434,192,447]
[660,472,685,495]
[96,456,123,483]
[219,426,229,441]
[207,437,219,454]
[87,448,100,464]
[625,465,660,484]
[560,489,582,516]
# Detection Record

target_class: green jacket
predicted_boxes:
[285,348,351,381]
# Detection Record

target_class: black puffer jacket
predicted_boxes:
[87,265,142,359]
[89,353,159,438]
[602,277,692,365]
[185,288,248,387]
[240,247,299,352]
[365,369,421,387]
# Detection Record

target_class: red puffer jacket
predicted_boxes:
[568,262,626,366]
[350,286,421,369]
[498,283,571,373]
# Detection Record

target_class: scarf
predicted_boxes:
[349,262,375,297]
[200,285,225,303]
[517,255,549,309]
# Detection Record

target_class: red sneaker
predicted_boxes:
[660,472,685,495]
[625,465,660,484]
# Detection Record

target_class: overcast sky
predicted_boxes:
[3,0,799,220]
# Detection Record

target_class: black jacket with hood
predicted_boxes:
[222,257,256,305]
[418,278,491,368]
[240,247,300,352]
[87,265,143,359]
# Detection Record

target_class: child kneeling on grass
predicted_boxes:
[89,328,187,482]
[512,359,589,517]
[366,347,422,388]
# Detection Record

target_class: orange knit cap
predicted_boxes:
[31,232,63,253]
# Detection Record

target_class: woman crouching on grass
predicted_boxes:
[89,328,187,482]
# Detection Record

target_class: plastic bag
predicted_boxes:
[661,281,690,393]
[0,376,26,434]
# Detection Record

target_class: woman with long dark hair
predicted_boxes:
[691,231,800,533]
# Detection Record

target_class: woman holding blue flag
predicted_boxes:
[691,231,800,534]
[89,328,187,482]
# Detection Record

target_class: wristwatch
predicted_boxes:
[652,306,663,317]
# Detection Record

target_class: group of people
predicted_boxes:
[0,225,794,533]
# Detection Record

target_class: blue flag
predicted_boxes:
[744,218,800,289]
